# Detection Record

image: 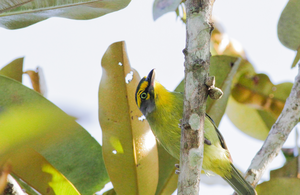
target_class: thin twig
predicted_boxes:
[243,62,300,187]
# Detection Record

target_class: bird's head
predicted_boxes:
[135,69,156,116]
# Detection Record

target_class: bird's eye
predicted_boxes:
[140,92,147,100]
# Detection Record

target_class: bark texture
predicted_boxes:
[178,0,215,194]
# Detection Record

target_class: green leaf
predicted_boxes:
[0,0,33,13]
[256,157,300,194]
[231,74,292,117]
[0,57,24,82]
[227,72,293,140]
[10,148,80,195]
[175,55,240,126]
[270,157,299,178]
[0,75,109,195]
[155,143,178,195]
[206,56,240,126]
[226,96,270,140]
[281,148,296,163]
[256,178,300,195]
[10,173,40,195]
[291,47,300,68]
[153,0,182,20]
[278,0,300,51]
[99,41,159,195]
[0,0,131,29]
[102,188,117,195]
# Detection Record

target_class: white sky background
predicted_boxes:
[0,0,298,194]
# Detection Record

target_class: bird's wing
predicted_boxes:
[205,113,228,151]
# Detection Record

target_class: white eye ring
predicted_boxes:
[141,92,147,100]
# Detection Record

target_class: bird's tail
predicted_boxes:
[223,164,257,195]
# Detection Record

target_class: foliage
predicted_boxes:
[0,0,299,194]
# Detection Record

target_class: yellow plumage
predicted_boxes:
[135,69,256,195]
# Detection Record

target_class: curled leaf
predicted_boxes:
[24,67,47,96]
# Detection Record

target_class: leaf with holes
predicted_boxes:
[0,0,131,29]
[99,41,159,195]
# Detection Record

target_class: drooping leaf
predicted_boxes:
[99,41,159,195]
[278,0,300,51]
[278,0,300,68]
[0,0,131,29]
[175,55,240,126]
[231,74,292,117]
[0,57,24,82]
[0,75,109,195]
[227,73,293,140]
[153,0,182,21]
[226,96,270,140]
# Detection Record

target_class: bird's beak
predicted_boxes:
[146,69,155,87]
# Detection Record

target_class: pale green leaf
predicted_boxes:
[0,0,33,13]
[0,0,131,29]
[153,0,182,20]
[278,0,300,51]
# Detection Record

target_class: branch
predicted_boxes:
[178,0,215,194]
[244,63,300,187]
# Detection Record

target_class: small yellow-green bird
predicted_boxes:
[135,69,256,195]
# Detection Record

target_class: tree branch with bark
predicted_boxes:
[244,62,300,186]
[232,62,300,195]
[178,0,215,194]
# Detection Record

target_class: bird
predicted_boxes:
[135,69,256,195]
